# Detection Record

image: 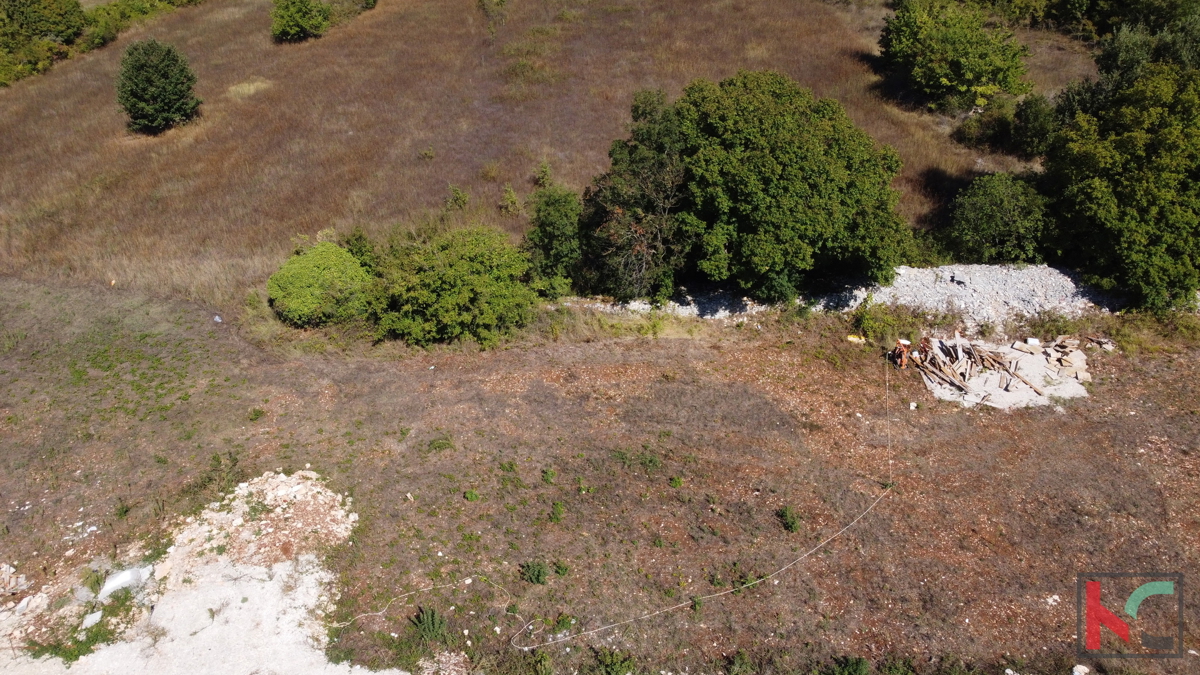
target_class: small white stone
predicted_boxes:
[80,610,103,630]
[1072,666,1090,675]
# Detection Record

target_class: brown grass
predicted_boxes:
[0,0,1094,308]
[3,278,1197,674]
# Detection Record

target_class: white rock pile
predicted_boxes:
[823,264,1101,328]
[0,470,398,675]
[564,264,1107,328]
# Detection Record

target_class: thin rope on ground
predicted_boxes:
[332,580,467,628]
[510,485,892,651]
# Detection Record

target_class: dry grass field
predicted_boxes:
[0,0,1092,309]
[1,279,1197,673]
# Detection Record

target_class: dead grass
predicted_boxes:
[3,278,1198,673]
[0,0,1094,310]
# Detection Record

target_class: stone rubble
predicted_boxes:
[566,264,1109,328]
[823,265,1104,329]
[0,470,398,675]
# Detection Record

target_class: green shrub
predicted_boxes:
[825,656,871,675]
[3,0,87,45]
[444,184,469,211]
[410,606,447,643]
[955,95,1016,149]
[880,0,1031,108]
[340,226,378,274]
[581,72,913,303]
[776,505,801,533]
[270,0,329,42]
[369,228,538,347]
[116,39,201,133]
[1011,93,1058,157]
[498,184,522,217]
[1044,63,1200,310]
[267,242,371,327]
[591,647,637,675]
[520,560,548,584]
[950,173,1047,264]
[524,184,582,287]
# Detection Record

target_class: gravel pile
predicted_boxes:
[569,264,1109,328]
[820,264,1105,328]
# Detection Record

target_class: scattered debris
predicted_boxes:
[2,563,31,596]
[899,334,1096,409]
[846,335,866,344]
[417,651,470,675]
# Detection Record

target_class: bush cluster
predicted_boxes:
[982,0,1199,39]
[270,0,330,42]
[267,228,539,347]
[1,0,195,86]
[880,0,1031,108]
[526,70,914,305]
[945,1,1200,310]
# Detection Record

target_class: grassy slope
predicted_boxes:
[0,0,1090,309]
[2,279,1197,673]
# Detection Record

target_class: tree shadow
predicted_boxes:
[914,166,979,232]
[850,48,930,111]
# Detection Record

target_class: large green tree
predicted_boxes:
[580,71,912,303]
[116,38,201,133]
[1045,63,1200,309]
[880,0,1031,108]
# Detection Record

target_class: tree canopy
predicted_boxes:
[116,38,201,133]
[578,71,912,303]
[880,0,1031,108]
[1045,63,1200,309]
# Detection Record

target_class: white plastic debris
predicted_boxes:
[97,565,153,600]
[214,315,223,323]
[1072,666,1089,675]
[80,610,103,630]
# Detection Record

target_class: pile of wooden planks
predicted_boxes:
[910,335,1044,396]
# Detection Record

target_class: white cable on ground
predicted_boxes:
[332,580,467,628]
[510,485,892,651]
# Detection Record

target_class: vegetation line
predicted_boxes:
[509,485,895,651]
